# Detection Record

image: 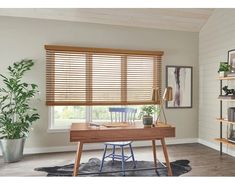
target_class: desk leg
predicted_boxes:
[160,138,172,176]
[152,140,157,170]
[73,142,83,176]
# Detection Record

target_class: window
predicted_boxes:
[50,105,145,129]
[46,45,163,129]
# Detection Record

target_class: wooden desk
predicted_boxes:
[70,122,175,176]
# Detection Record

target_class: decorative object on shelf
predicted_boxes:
[218,86,235,100]
[228,124,235,143]
[0,59,40,163]
[218,62,230,77]
[152,87,173,124]
[227,107,235,122]
[139,105,158,127]
[222,85,235,95]
[166,66,192,108]
[228,49,235,73]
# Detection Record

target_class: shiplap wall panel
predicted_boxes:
[199,9,235,155]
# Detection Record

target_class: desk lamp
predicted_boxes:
[152,87,173,124]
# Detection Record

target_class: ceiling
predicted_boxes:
[0,8,214,32]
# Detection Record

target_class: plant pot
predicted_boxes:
[143,116,153,128]
[219,71,227,77]
[0,137,26,163]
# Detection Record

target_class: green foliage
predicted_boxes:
[139,105,158,118]
[218,62,230,72]
[0,59,40,139]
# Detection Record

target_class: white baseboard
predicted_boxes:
[198,138,235,157]
[0,138,198,156]
[2,138,234,157]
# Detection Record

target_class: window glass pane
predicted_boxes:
[92,106,113,123]
[92,105,144,123]
[126,105,142,121]
[127,105,159,121]
[53,106,86,128]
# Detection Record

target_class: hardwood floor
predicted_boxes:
[0,143,234,176]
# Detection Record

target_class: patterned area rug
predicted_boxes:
[35,158,191,176]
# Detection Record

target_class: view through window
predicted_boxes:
[51,105,147,129]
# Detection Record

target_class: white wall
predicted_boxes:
[199,9,235,155]
[0,16,199,154]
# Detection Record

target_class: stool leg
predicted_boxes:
[99,145,108,173]
[129,143,136,168]
[112,145,115,165]
[121,146,125,176]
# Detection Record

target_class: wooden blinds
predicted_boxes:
[45,45,163,106]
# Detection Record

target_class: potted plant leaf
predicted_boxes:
[139,105,158,128]
[0,59,40,162]
[218,62,230,77]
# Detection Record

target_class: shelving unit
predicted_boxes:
[216,77,235,155]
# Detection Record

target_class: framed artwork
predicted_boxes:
[166,66,192,108]
[228,49,235,73]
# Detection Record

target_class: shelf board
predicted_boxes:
[216,118,235,124]
[218,97,235,101]
[215,138,235,147]
[217,76,235,80]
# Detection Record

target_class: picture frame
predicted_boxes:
[166,66,192,108]
[228,49,235,73]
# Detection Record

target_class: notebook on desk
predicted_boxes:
[102,122,131,127]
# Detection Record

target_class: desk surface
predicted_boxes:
[70,122,175,143]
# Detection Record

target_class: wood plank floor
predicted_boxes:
[0,143,235,176]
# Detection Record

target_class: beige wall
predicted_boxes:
[0,16,199,153]
[199,9,235,155]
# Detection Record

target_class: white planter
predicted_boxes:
[219,71,226,77]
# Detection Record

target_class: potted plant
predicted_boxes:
[218,62,230,77]
[139,105,158,128]
[0,59,40,162]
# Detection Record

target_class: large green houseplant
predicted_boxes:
[0,59,39,162]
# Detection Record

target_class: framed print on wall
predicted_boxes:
[228,49,235,73]
[166,66,192,108]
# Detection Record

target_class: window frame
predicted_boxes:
[46,45,163,131]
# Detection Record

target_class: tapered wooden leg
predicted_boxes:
[160,138,172,176]
[152,140,157,169]
[73,142,83,176]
